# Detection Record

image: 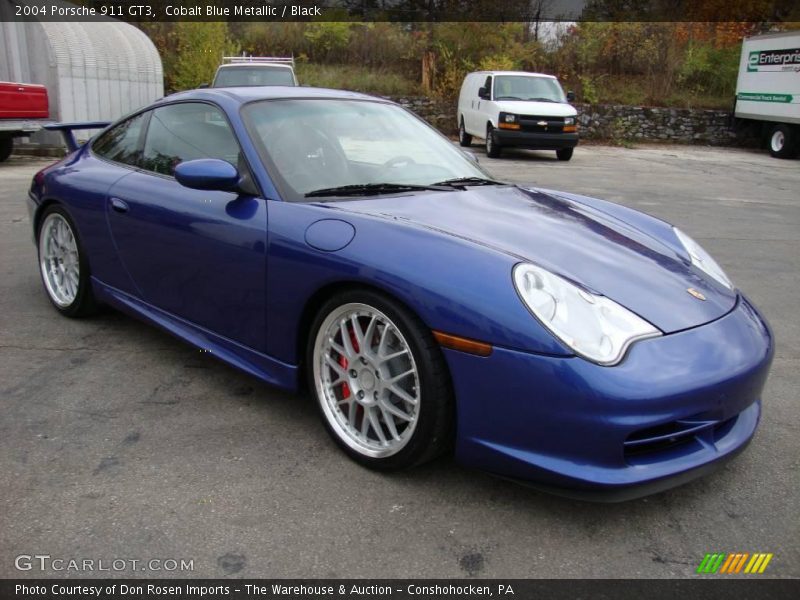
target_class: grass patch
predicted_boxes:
[295,63,421,97]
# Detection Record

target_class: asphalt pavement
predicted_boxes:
[1,144,798,578]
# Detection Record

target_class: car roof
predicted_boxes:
[160,86,387,106]
[469,71,557,79]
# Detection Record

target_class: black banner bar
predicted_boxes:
[2,579,799,600]
[2,0,797,23]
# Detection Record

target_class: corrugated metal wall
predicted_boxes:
[39,20,163,123]
[1,0,163,142]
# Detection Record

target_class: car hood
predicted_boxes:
[493,100,576,117]
[333,186,737,334]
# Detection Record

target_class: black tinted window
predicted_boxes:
[93,113,147,166]
[141,103,240,176]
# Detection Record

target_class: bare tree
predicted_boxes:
[534,0,556,43]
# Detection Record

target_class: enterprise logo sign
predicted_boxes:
[748,48,800,72]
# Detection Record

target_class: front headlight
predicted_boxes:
[503,113,517,123]
[673,227,733,289]
[564,117,575,125]
[513,263,661,366]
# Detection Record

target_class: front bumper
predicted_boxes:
[494,129,579,150]
[446,295,773,500]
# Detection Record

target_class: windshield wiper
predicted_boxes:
[528,97,558,103]
[305,182,452,198]
[495,95,523,100]
[433,177,504,189]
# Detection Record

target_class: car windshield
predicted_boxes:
[493,76,566,102]
[214,67,295,87]
[242,99,493,201]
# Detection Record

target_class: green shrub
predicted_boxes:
[172,23,238,91]
[578,75,600,104]
[303,23,352,61]
[678,44,740,98]
[477,53,518,72]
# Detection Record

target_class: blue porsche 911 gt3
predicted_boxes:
[28,87,773,500]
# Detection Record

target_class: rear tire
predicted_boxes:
[556,147,574,161]
[458,118,472,147]
[307,289,454,471]
[768,124,796,159]
[0,137,12,163]
[486,124,501,158]
[37,205,98,317]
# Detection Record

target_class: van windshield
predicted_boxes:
[214,67,295,87]
[493,76,566,103]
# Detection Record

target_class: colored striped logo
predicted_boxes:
[697,553,774,574]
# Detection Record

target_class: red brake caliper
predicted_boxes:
[338,323,361,400]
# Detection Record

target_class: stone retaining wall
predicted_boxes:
[573,103,737,145]
[385,96,456,134]
[387,96,740,146]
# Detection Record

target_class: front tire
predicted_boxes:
[37,206,98,317]
[307,289,453,470]
[486,124,501,158]
[556,147,574,161]
[458,118,472,147]
[768,124,796,159]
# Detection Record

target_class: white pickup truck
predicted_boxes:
[209,56,298,88]
[734,31,800,158]
[0,81,51,162]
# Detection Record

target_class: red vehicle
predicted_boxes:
[0,81,50,162]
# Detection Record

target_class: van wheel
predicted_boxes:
[768,124,796,159]
[458,118,472,147]
[486,124,501,158]
[556,148,574,161]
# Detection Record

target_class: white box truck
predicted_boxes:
[734,31,800,158]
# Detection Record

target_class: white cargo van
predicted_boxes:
[734,31,800,158]
[457,71,578,160]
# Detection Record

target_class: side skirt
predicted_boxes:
[92,278,298,392]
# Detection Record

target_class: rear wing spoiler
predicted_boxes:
[44,121,111,152]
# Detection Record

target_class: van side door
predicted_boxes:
[473,75,492,134]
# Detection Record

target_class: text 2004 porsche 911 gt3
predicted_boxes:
[29,87,773,500]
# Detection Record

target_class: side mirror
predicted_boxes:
[478,87,489,100]
[175,159,240,192]
[566,90,576,102]
[198,83,210,89]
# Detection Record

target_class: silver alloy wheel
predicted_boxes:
[39,213,80,307]
[313,302,420,458]
[486,128,493,153]
[459,122,466,142]
[771,130,785,152]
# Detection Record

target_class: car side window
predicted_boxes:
[92,112,147,166]
[140,103,241,176]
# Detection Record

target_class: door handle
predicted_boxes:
[110,197,129,213]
